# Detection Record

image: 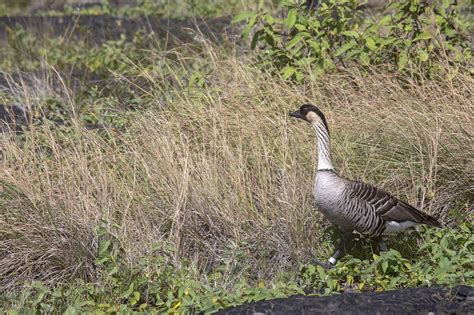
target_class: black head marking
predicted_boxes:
[289,104,329,132]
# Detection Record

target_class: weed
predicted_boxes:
[236,0,471,79]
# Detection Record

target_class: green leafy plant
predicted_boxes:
[300,223,474,294]
[1,223,301,313]
[234,0,471,79]
[3,222,471,313]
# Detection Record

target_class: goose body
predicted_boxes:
[314,170,440,238]
[289,104,442,266]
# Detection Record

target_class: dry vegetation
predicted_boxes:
[1,44,472,293]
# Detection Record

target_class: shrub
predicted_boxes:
[2,222,472,313]
[234,0,472,79]
[300,222,474,294]
[1,223,302,313]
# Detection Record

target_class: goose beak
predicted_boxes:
[289,110,303,119]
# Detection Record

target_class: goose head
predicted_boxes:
[289,104,329,131]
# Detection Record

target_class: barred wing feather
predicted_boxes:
[346,180,442,228]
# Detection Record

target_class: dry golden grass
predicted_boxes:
[0,46,473,290]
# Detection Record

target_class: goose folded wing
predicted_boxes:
[377,199,442,227]
[347,180,442,227]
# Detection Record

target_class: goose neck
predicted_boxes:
[312,122,334,171]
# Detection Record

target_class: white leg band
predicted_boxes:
[328,257,337,265]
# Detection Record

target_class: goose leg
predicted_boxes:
[312,233,352,269]
[374,236,388,252]
[378,240,388,252]
[310,258,333,269]
[328,233,352,264]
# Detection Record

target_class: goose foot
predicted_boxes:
[310,258,335,269]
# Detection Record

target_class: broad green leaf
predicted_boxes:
[95,256,109,264]
[296,57,316,67]
[327,278,338,290]
[321,39,330,50]
[130,291,140,306]
[334,40,357,57]
[286,32,308,49]
[251,30,263,50]
[342,30,359,38]
[308,18,321,29]
[286,9,297,29]
[418,50,429,62]
[440,236,448,249]
[281,66,295,80]
[64,306,78,315]
[34,291,46,304]
[264,14,274,25]
[290,44,304,56]
[295,70,304,81]
[241,15,257,38]
[324,58,335,70]
[307,39,320,52]
[232,12,255,23]
[359,51,370,65]
[388,277,400,289]
[314,59,325,76]
[366,37,376,51]
[317,265,327,280]
[346,48,362,59]
[347,274,354,285]
[379,15,392,26]
[99,240,111,254]
[108,266,119,275]
[435,15,445,24]
[414,31,432,41]
[96,226,108,237]
[379,37,397,46]
[295,23,307,31]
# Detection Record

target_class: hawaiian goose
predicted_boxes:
[289,104,442,268]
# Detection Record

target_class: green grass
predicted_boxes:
[0,1,473,313]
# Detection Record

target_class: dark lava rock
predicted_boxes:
[217,285,474,315]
